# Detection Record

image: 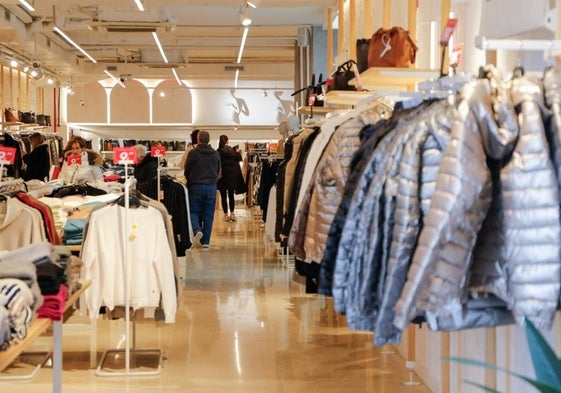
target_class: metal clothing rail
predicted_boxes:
[95,162,162,377]
[475,36,561,51]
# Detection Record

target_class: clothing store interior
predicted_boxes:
[1,0,561,392]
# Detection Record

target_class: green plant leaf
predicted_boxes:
[445,357,561,393]
[525,319,561,387]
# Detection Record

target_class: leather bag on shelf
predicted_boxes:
[356,39,371,73]
[21,111,36,124]
[327,60,359,92]
[368,26,418,68]
[4,107,19,122]
[36,114,46,126]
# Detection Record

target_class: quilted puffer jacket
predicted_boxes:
[339,100,454,332]
[319,100,429,297]
[394,77,520,331]
[373,98,457,345]
[288,104,391,263]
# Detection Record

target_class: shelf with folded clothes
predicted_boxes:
[0,280,91,392]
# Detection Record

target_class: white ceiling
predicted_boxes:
[0,0,337,85]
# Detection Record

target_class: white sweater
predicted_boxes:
[81,204,177,323]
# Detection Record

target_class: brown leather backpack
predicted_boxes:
[368,26,418,68]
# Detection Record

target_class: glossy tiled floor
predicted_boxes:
[1,208,433,393]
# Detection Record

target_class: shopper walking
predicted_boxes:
[22,132,51,181]
[184,130,221,249]
[217,134,245,222]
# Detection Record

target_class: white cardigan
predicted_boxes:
[81,204,177,323]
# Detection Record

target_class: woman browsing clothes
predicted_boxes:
[217,134,245,222]
[58,136,104,184]
[22,132,51,181]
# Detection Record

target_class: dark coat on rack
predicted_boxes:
[217,145,245,193]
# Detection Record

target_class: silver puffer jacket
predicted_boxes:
[288,105,391,263]
[394,74,561,331]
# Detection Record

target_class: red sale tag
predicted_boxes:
[450,43,464,66]
[440,18,458,46]
[114,147,137,164]
[66,154,82,165]
[151,146,166,158]
[0,146,16,164]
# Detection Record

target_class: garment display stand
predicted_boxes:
[95,159,162,377]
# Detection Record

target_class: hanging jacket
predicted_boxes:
[319,100,429,297]
[489,77,559,328]
[394,75,519,331]
[289,105,390,264]
[373,98,456,345]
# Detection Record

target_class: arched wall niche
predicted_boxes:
[152,80,193,124]
[110,79,150,123]
[67,82,107,123]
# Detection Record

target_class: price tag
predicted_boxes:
[151,146,166,158]
[66,154,82,165]
[440,18,458,46]
[0,146,16,165]
[114,147,137,164]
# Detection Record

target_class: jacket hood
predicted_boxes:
[195,144,217,155]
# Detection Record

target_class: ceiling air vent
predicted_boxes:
[89,21,175,33]
[224,65,244,71]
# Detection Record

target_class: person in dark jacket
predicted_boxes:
[22,132,51,181]
[217,134,244,222]
[184,130,221,249]
[133,144,158,196]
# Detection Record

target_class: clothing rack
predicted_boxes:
[95,159,162,377]
[475,36,561,51]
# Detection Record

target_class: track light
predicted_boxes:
[240,3,252,26]
[9,59,18,68]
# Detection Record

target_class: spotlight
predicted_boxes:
[47,77,54,85]
[22,65,30,73]
[9,59,18,68]
[240,2,252,26]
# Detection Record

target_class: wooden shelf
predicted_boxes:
[325,90,375,106]
[297,106,334,116]
[350,67,440,90]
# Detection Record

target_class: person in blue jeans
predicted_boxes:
[184,130,221,249]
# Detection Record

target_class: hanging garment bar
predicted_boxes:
[475,36,561,51]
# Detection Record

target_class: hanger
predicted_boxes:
[113,189,149,208]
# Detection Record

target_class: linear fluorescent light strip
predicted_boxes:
[53,26,97,63]
[104,70,125,88]
[133,0,144,11]
[18,0,35,12]
[152,32,168,63]
[171,68,182,86]
[236,27,249,64]
[246,2,257,8]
